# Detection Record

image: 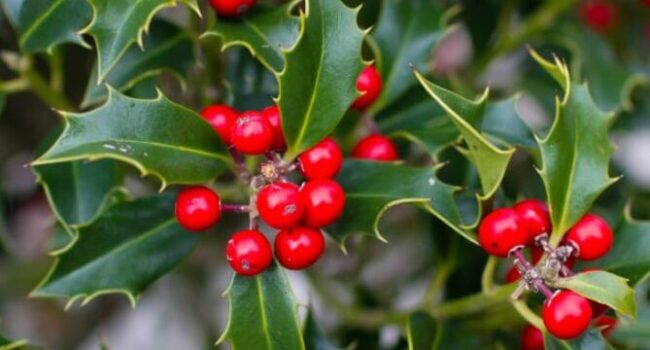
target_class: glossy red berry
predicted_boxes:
[521,325,544,350]
[200,105,238,145]
[175,186,221,232]
[275,226,325,270]
[261,105,286,149]
[478,208,529,257]
[580,1,617,32]
[514,199,551,243]
[594,315,617,338]
[505,266,521,283]
[351,65,382,109]
[352,134,399,161]
[301,179,346,228]
[226,229,272,276]
[298,137,343,180]
[230,111,273,155]
[565,214,613,261]
[543,290,592,339]
[256,182,305,229]
[208,0,255,17]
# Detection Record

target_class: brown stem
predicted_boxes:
[222,204,249,213]
[511,249,554,300]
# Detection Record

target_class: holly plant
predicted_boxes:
[2,0,650,349]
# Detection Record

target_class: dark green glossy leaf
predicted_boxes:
[544,329,613,350]
[406,312,440,350]
[278,0,365,159]
[225,48,277,110]
[218,263,305,350]
[414,71,515,198]
[330,160,474,246]
[553,270,635,319]
[32,88,232,189]
[304,309,341,350]
[592,212,650,286]
[34,159,124,233]
[0,334,28,350]
[31,193,198,306]
[531,51,618,246]
[82,19,195,107]
[84,0,199,82]
[370,0,450,112]
[202,3,300,73]
[17,0,91,53]
[482,97,538,153]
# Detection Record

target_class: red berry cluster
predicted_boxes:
[209,0,256,17]
[478,199,615,340]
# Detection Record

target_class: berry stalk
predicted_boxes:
[511,249,554,299]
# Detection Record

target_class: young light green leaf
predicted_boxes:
[553,270,636,319]
[370,0,451,112]
[218,264,305,350]
[304,309,342,350]
[278,0,365,159]
[83,0,199,82]
[531,51,618,246]
[202,3,300,73]
[414,70,516,198]
[406,312,440,350]
[82,19,195,107]
[32,88,232,189]
[31,193,198,306]
[329,160,474,247]
[17,0,92,53]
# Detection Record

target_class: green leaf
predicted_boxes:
[592,211,650,286]
[225,48,277,110]
[31,193,199,306]
[304,309,341,350]
[0,92,5,116]
[543,329,613,350]
[202,3,300,73]
[553,270,636,319]
[17,0,92,53]
[218,263,305,350]
[0,337,28,350]
[481,97,538,154]
[83,0,199,82]
[414,71,515,198]
[278,0,365,159]
[530,51,618,246]
[34,159,124,233]
[32,88,232,189]
[330,160,473,246]
[370,0,450,112]
[406,312,440,350]
[82,19,195,107]
[0,0,24,27]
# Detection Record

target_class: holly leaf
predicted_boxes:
[202,2,300,73]
[370,0,451,112]
[330,160,473,247]
[591,210,650,286]
[304,309,342,350]
[530,51,618,246]
[481,97,538,154]
[83,0,200,82]
[31,193,198,306]
[82,19,195,107]
[543,328,613,350]
[414,70,516,198]
[16,0,92,53]
[0,336,28,350]
[218,263,305,350]
[225,48,277,110]
[553,270,636,320]
[0,0,24,27]
[278,0,365,159]
[31,88,232,189]
[405,312,440,350]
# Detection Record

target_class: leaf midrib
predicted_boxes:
[255,276,274,350]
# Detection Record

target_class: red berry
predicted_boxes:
[594,315,617,338]
[175,186,221,232]
[261,105,286,149]
[514,199,551,243]
[274,226,325,270]
[351,65,382,109]
[644,0,650,6]
[208,0,255,17]
[565,214,613,261]
[505,266,521,283]
[543,290,592,340]
[352,134,398,161]
[301,179,346,228]
[531,246,544,264]
[256,182,305,229]
[226,229,272,276]
[580,1,617,32]
[298,137,343,180]
[200,105,238,145]
[521,325,544,350]
[230,111,273,155]
[478,208,529,257]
